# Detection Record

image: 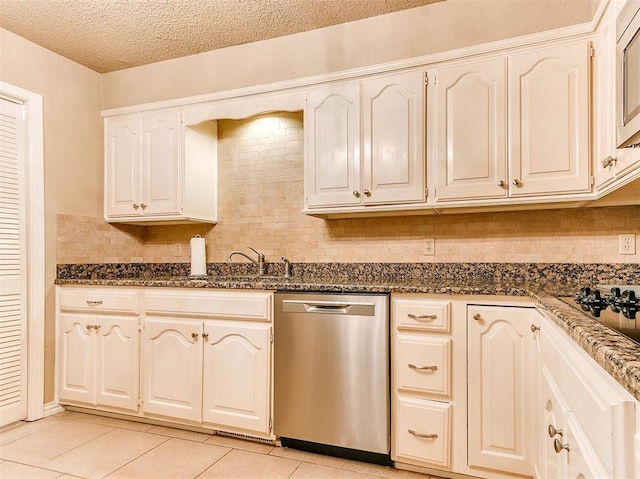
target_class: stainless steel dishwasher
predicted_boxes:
[274,292,391,465]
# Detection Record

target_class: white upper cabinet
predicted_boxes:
[304,70,425,211]
[508,41,591,197]
[431,57,508,201]
[104,109,217,224]
[431,40,591,204]
[362,71,426,205]
[304,82,361,208]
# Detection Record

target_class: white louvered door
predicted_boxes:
[0,98,27,426]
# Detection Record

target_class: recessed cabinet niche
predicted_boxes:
[104,109,217,225]
[304,70,426,211]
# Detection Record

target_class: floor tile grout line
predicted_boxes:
[193,446,236,479]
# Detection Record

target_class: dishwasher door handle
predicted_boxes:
[281,299,377,316]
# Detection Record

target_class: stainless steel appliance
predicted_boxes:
[274,292,391,465]
[616,0,640,148]
[559,285,640,343]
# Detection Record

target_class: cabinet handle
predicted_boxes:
[191,332,199,342]
[408,429,438,439]
[473,313,482,321]
[140,203,147,209]
[498,180,505,187]
[548,424,563,438]
[553,438,569,453]
[133,203,140,210]
[86,300,103,306]
[202,332,209,341]
[86,324,93,332]
[531,324,540,333]
[93,325,101,331]
[601,156,617,168]
[363,189,371,197]
[352,190,360,198]
[408,364,438,371]
[512,179,522,187]
[407,313,437,321]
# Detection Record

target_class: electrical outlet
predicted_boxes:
[619,234,636,255]
[425,237,435,256]
[174,243,182,257]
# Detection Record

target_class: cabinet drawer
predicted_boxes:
[397,334,451,396]
[394,299,451,332]
[145,289,273,321]
[394,396,451,468]
[58,287,140,314]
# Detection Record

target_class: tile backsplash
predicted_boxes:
[58,112,640,265]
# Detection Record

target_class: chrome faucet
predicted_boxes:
[226,247,266,275]
[281,256,291,278]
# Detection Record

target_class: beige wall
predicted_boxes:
[59,113,640,266]
[102,0,599,109]
[1,28,104,403]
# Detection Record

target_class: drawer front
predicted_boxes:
[58,287,140,314]
[395,396,451,468]
[394,299,451,332]
[397,334,451,396]
[145,289,273,321]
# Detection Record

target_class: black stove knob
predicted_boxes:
[616,290,638,320]
[608,287,622,313]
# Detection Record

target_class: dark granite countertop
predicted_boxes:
[55,264,640,402]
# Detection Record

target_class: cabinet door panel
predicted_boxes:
[362,71,425,204]
[95,317,139,411]
[202,322,271,434]
[509,42,590,196]
[105,117,141,217]
[142,318,203,422]
[467,306,535,476]
[58,315,94,404]
[304,83,361,208]
[433,58,507,201]
[142,111,182,215]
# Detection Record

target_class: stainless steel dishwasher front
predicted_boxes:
[274,292,391,465]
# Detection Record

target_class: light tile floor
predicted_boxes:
[0,411,446,479]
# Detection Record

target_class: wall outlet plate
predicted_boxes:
[619,234,636,255]
[425,237,435,256]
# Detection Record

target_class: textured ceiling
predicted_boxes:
[0,0,442,73]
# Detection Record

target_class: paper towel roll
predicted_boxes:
[190,235,207,277]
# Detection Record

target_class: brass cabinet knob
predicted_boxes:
[498,180,505,187]
[191,332,199,342]
[133,203,139,209]
[553,438,569,453]
[531,324,540,333]
[512,179,522,187]
[548,424,562,438]
[363,189,371,196]
[473,313,482,321]
[140,203,147,209]
[202,332,209,341]
[352,190,360,198]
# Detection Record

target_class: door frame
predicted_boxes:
[1,82,45,421]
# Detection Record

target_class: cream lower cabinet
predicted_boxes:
[536,312,636,479]
[142,289,273,437]
[56,286,141,413]
[391,296,454,471]
[467,304,537,477]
